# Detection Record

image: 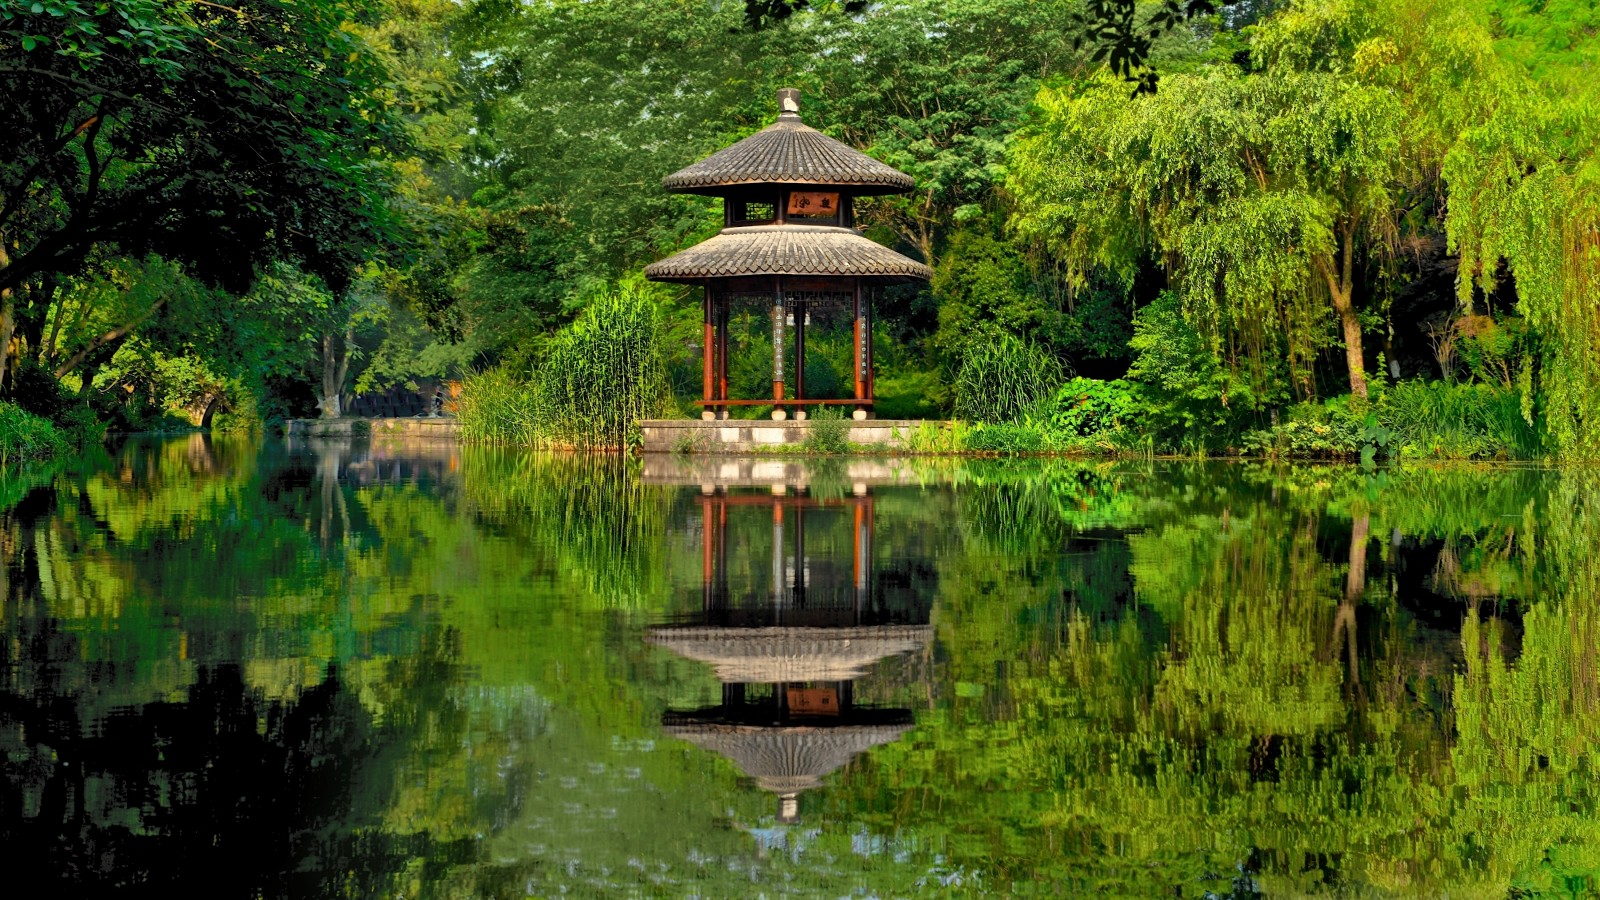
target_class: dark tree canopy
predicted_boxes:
[0,0,406,298]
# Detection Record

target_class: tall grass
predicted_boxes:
[1381,381,1543,459]
[0,402,67,466]
[534,283,671,448]
[456,368,541,444]
[801,406,852,454]
[457,284,673,449]
[952,331,1064,423]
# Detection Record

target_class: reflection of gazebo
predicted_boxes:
[650,486,929,822]
[645,88,930,421]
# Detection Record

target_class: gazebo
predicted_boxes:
[645,88,931,421]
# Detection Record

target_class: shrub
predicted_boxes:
[9,361,76,423]
[953,330,1065,423]
[0,403,67,466]
[903,420,966,454]
[1047,377,1141,441]
[1127,291,1280,450]
[874,368,942,420]
[802,407,852,454]
[458,283,673,449]
[961,422,1046,454]
[456,367,540,444]
[1241,402,1365,458]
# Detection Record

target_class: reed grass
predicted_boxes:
[952,331,1064,424]
[533,283,672,449]
[457,284,672,449]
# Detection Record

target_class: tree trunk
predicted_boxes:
[317,325,353,419]
[1320,217,1367,400]
[18,274,55,361]
[0,292,14,396]
[1335,511,1369,683]
[0,242,13,394]
[318,332,342,418]
[1332,289,1367,400]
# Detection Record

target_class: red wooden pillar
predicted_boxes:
[853,282,865,415]
[701,495,714,611]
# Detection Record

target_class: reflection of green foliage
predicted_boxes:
[11,443,1600,895]
[459,448,671,607]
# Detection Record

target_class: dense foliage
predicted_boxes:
[6,0,1600,458]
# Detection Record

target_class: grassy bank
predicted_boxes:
[0,403,68,466]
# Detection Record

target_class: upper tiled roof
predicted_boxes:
[643,225,931,283]
[662,91,914,195]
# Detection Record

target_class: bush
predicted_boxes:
[1046,377,1141,442]
[0,403,67,466]
[456,367,540,444]
[1241,401,1370,459]
[9,360,75,423]
[458,283,672,449]
[1240,383,1541,462]
[953,330,1065,423]
[802,407,852,454]
[533,283,672,448]
[903,420,967,454]
[1126,291,1280,450]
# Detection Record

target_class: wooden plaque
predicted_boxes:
[787,191,839,217]
[786,687,841,716]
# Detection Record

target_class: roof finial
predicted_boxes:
[777,87,801,118]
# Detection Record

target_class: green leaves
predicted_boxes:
[1011,6,1410,401]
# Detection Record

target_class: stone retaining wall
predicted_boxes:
[284,417,460,439]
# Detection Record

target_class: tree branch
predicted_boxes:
[52,297,167,379]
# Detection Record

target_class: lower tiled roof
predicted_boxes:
[645,225,931,283]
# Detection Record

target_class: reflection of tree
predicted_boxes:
[0,663,427,895]
[829,462,1595,894]
[8,444,1600,895]
[0,438,540,895]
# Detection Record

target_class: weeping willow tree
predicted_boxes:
[1443,86,1600,456]
[1009,2,1408,401]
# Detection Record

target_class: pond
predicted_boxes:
[2,436,1595,897]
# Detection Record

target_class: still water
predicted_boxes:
[3,436,1596,897]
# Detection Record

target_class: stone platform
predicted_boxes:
[639,418,922,454]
